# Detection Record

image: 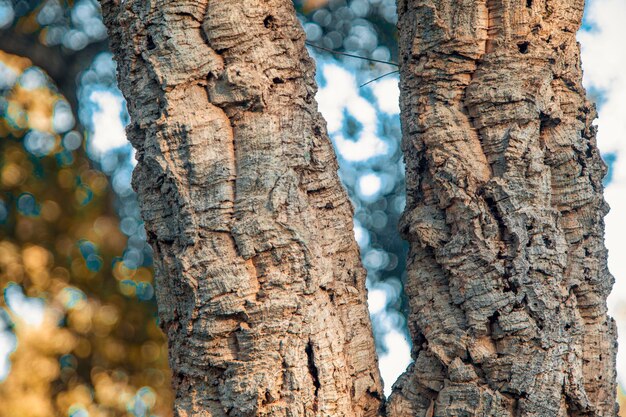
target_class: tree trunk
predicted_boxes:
[100,1,383,416]
[389,0,617,416]
[101,0,618,416]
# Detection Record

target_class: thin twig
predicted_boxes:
[359,70,400,87]
[305,41,399,67]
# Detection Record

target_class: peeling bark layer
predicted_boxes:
[100,1,383,416]
[391,0,617,416]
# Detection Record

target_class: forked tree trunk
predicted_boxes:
[100,1,383,416]
[101,0,618,416]
[389,0,617,416]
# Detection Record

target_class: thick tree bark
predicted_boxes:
[100,1,383,416]
[102,0,618,416]
[390,0,617,416]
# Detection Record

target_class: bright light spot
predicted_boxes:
[353,221,370,247]
[52,100,75,133]
[24,130,56,157]
[0,62,18,89]
[371,76,400,115]
[379,329,412,395]
[4,284,45,326]
[368,288,387,315]
[19,67,47,90]
[358,173,382,197]
[334,132,388,162]
[364,249,388,270]
[63,131,83,151]
[59,287,87,310]
[0,0,14,29]
[89,90,128,157]
[316,63,388,162]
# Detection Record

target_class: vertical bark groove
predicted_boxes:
[391,0,617,416]
[100,1,383,416]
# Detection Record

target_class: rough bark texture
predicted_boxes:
[390,0,617,416]
[100,1,384,416]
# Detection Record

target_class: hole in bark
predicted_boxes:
[305,341,321,396]
[488,311,500,325]
[264,15,276,29]
[484,195,507,241]
[262,390,272,405]
[503,280,518,294]
[367,386,383,401]
[517,41,530,54]
[272,77,285,84]
[564,323,571,330]
[543,236,555,249]
[146,34,156,51]
[526,0,533,7]
[488,311,500,334]
[414,330,427,350]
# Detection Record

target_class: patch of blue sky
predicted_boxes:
[78,52,129,161]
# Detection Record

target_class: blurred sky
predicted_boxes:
[1,0,625,398]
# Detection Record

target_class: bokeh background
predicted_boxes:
[0,0,624,415]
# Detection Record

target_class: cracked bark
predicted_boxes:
[100,1,383,416]
[390,0,617,416]
[101,0,617,415]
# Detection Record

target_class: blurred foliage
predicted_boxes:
[296,0,398,64]
[0,0,107,48]
[0,47,172,417]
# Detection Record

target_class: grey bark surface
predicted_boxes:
[389,0,618,416]
[100,1,383,416]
